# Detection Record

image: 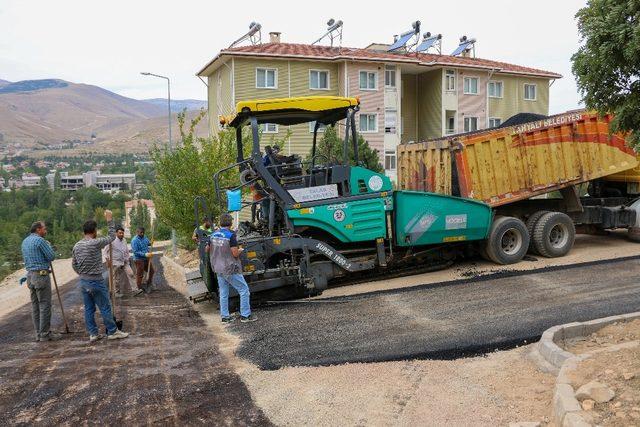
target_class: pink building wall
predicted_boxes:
[457,70,487,131]
[346,61,385,155]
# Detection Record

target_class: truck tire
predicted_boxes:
[525,210,550,255]
[532,212,575,258]
[485,216,530,265]
[628,227,640,243]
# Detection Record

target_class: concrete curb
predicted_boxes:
[536,311,640,427]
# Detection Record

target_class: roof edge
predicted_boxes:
[198,47,562,79]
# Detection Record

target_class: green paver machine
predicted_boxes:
[189,95,499,302]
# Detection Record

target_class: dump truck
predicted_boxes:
[186,99,640,303]
[398,110,640,260]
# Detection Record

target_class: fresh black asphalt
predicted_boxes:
[229,257,640,370]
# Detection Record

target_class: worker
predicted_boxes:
[102,226,138,296]
[131,226,154,293]
[21,221,58,342]
[72,210,129,342]
[208,213,256,323]
[192,216,214,243]
[193,217,214,277]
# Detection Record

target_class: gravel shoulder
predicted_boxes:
[562,319,640,425]
[0,258,74,320]
[237,345,555,426]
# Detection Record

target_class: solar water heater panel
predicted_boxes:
[451,42,471,56]
[416,36,438,52]
[388,32,415,51]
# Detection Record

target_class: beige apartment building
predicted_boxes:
[198,34,561,180]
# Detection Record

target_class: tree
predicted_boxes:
[572,0,640,148]
[54,171,61,190]
[150,110,251,239]
[310,125,384,173]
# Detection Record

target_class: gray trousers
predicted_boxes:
[27,271,52,339]
[112,265,128,293]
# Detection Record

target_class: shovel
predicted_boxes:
[106,243,123,333]
[50,263,71,334]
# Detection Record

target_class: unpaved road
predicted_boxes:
[230,257,640,369]
[0,259,271,426]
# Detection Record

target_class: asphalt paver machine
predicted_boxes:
[188,96,521,303]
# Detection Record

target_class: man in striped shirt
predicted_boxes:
[72,210,129,342]
[21,221,57,342]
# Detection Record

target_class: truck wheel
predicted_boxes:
[485,216,530,265]
[526,210,550,255]
[628,227,640,243]
[532,212,575,258]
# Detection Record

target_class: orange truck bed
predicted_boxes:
[397,111,637,207]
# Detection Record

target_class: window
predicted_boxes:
[384,109,397,134]
[309,70,329,90]
[489,117,502,128]
[446,116,456,134]
[445,70,456,92]
[261,123,278,133]
[385,150,397,170]
[309,121,326,133]
[488,81,503,98]
[256,68,277,89]
[463,77,478,95]
[359,71,377,90]
[464,117,478,132]
[359,113,378,133]
[385,66,396,88]
[524,84,537,100]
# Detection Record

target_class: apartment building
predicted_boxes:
[45,170,136,192]
[198,34,561,181]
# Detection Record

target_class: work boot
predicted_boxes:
[240,315,257,323]
[89,334,103,342]
[107,330,129,340]
[39,332,63,341]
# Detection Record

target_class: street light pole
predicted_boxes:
[141,71,177,256]
[140,72,172,149]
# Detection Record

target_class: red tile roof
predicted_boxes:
[198,42,562,79]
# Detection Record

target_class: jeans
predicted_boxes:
[79,279,117,336]
[217,274,251,318]
[27,271,52,340]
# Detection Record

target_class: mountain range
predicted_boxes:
[0,78,208,155]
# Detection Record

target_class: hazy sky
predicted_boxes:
[1,0,586,113]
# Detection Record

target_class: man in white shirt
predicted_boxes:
[102,226,136,297]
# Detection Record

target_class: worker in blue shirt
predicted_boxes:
[131,226,154,293]
[21,221,58,342]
